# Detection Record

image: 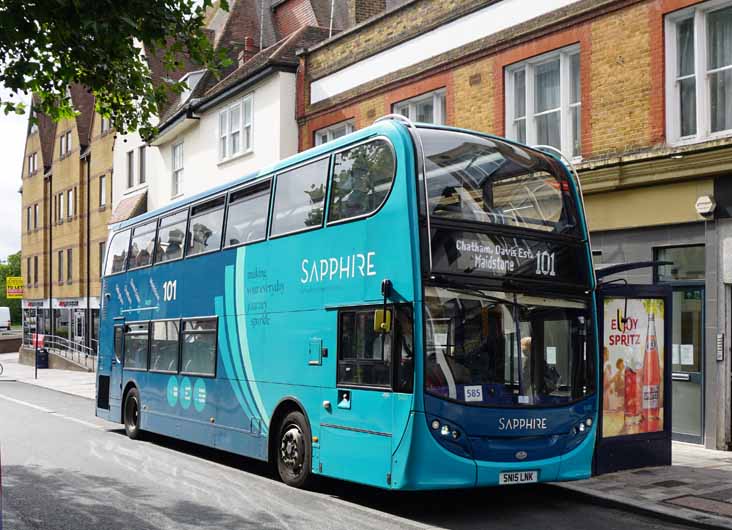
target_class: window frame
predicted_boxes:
[98,241,105,278]
[123,320,150,372]
[126,150,135,189]
[653,244,706,283]
[138,146,146,185]
[179,316,218,378]
[33,256,38,287]
[99,174,107,207]
[154,208,190,266]
[66,248,72,283]
[33,203,38,230]
[57,249,63,284]
[314,120,355,146]
[269,154,331,239]
[128,220,159,271]
[148,318,182,374]
[392,89,447,125]
[665,1,732,145]
[185,196,226,259]
[223,177,272,250]
[325,136,397,227]
[172,141,184,197]
[26,207,31,233]
[218,94,254,162]
[335,304,415,391]
[67,189,74,219]
[26,257,31,286]
[505,45,581,160]
[104,228,131,277]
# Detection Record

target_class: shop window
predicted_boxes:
[328,139,395,223]
[655,245,705,281]
[180,318,217,376]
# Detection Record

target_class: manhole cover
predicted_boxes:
[667,495,732,517]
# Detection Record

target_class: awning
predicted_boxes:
[110,192,147,224]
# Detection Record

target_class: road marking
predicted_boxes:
[0,393,103,430]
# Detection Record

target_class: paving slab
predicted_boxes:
[0,352,95,400]
[556,442,732,529]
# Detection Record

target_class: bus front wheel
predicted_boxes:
[123,387,143,440]
[276,411,312,488]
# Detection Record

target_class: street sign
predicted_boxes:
[5,277,23,299]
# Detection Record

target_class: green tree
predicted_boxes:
[0,252,22,325]
[0,0,230,138]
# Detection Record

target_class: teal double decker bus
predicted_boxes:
[96,116,597,489]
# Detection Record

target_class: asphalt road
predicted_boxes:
[0,381,692,530]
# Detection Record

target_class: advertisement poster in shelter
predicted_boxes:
[602,297,665,438]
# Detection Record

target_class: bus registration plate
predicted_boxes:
[499,470,538,485]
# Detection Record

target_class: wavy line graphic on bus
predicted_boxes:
[234,248,271,429]
[215,295,256,421]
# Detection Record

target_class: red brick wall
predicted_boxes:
[274,0,318,38]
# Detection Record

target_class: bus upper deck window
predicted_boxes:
[156,210,187,264]
[187,197,225,257]
[328,139,395,224]
[271,157,329,237]
[105,229,131,276]
[225,180,271,247]
[129,221,157,270]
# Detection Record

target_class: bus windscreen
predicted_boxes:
[420,129,579,236]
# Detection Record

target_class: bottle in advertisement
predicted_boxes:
[623,361,641,431]
[641,313,661,432]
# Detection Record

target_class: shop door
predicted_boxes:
[670,287,704,444]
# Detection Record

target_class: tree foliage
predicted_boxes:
[0,252,22,325]
[0,0,230,138]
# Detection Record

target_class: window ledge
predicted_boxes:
[124,183,148,196]
[217,148,254,167]
[170,192,184,201]
[668,130,732,149]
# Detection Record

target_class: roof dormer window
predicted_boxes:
[179,70,206,103]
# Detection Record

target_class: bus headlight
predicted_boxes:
[431,420,440,430]
[585,418,593,427]
[578,422,586,433]
[440,425,450,436]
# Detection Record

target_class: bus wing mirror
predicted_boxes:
[374,309,392,334]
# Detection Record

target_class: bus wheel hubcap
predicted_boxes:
[281,426,303,473]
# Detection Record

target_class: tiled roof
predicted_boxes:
[204,25,330,99]
[31,95,58,172]
[69,84,95,148]
[110,192,148,224]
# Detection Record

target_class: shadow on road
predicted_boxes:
[105,430,682,530]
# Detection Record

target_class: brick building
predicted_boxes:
[20,87,113,354]
[298,0,732,448]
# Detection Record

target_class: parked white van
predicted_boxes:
[0,307,11,330]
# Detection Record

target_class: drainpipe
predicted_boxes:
[85,154,91,353]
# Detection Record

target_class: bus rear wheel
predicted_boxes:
[123,387,143,440]
[276,411,311,488]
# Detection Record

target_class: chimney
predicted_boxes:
[349,0,386,25]
[236,36,259,67]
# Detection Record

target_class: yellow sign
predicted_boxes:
[6,277,23,299]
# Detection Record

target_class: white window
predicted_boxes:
[34,203,38,229]
[67,189,74,218]
[57,192,64,221]
[666,2,732,144]
[26,207,31,232]
[218,95,253,161]
[59,130,72,156]
[99,174,107,207]
[506,46,581,159]
[314,120,355,146]
[100,116,110,134]
[172,142,184,197]
[393,89,447,124]
[126,150,134,188]
[138,146,146,184]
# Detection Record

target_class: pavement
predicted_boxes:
[0,351,95,400]
[3,349,732,528]
[559,443,732,529]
